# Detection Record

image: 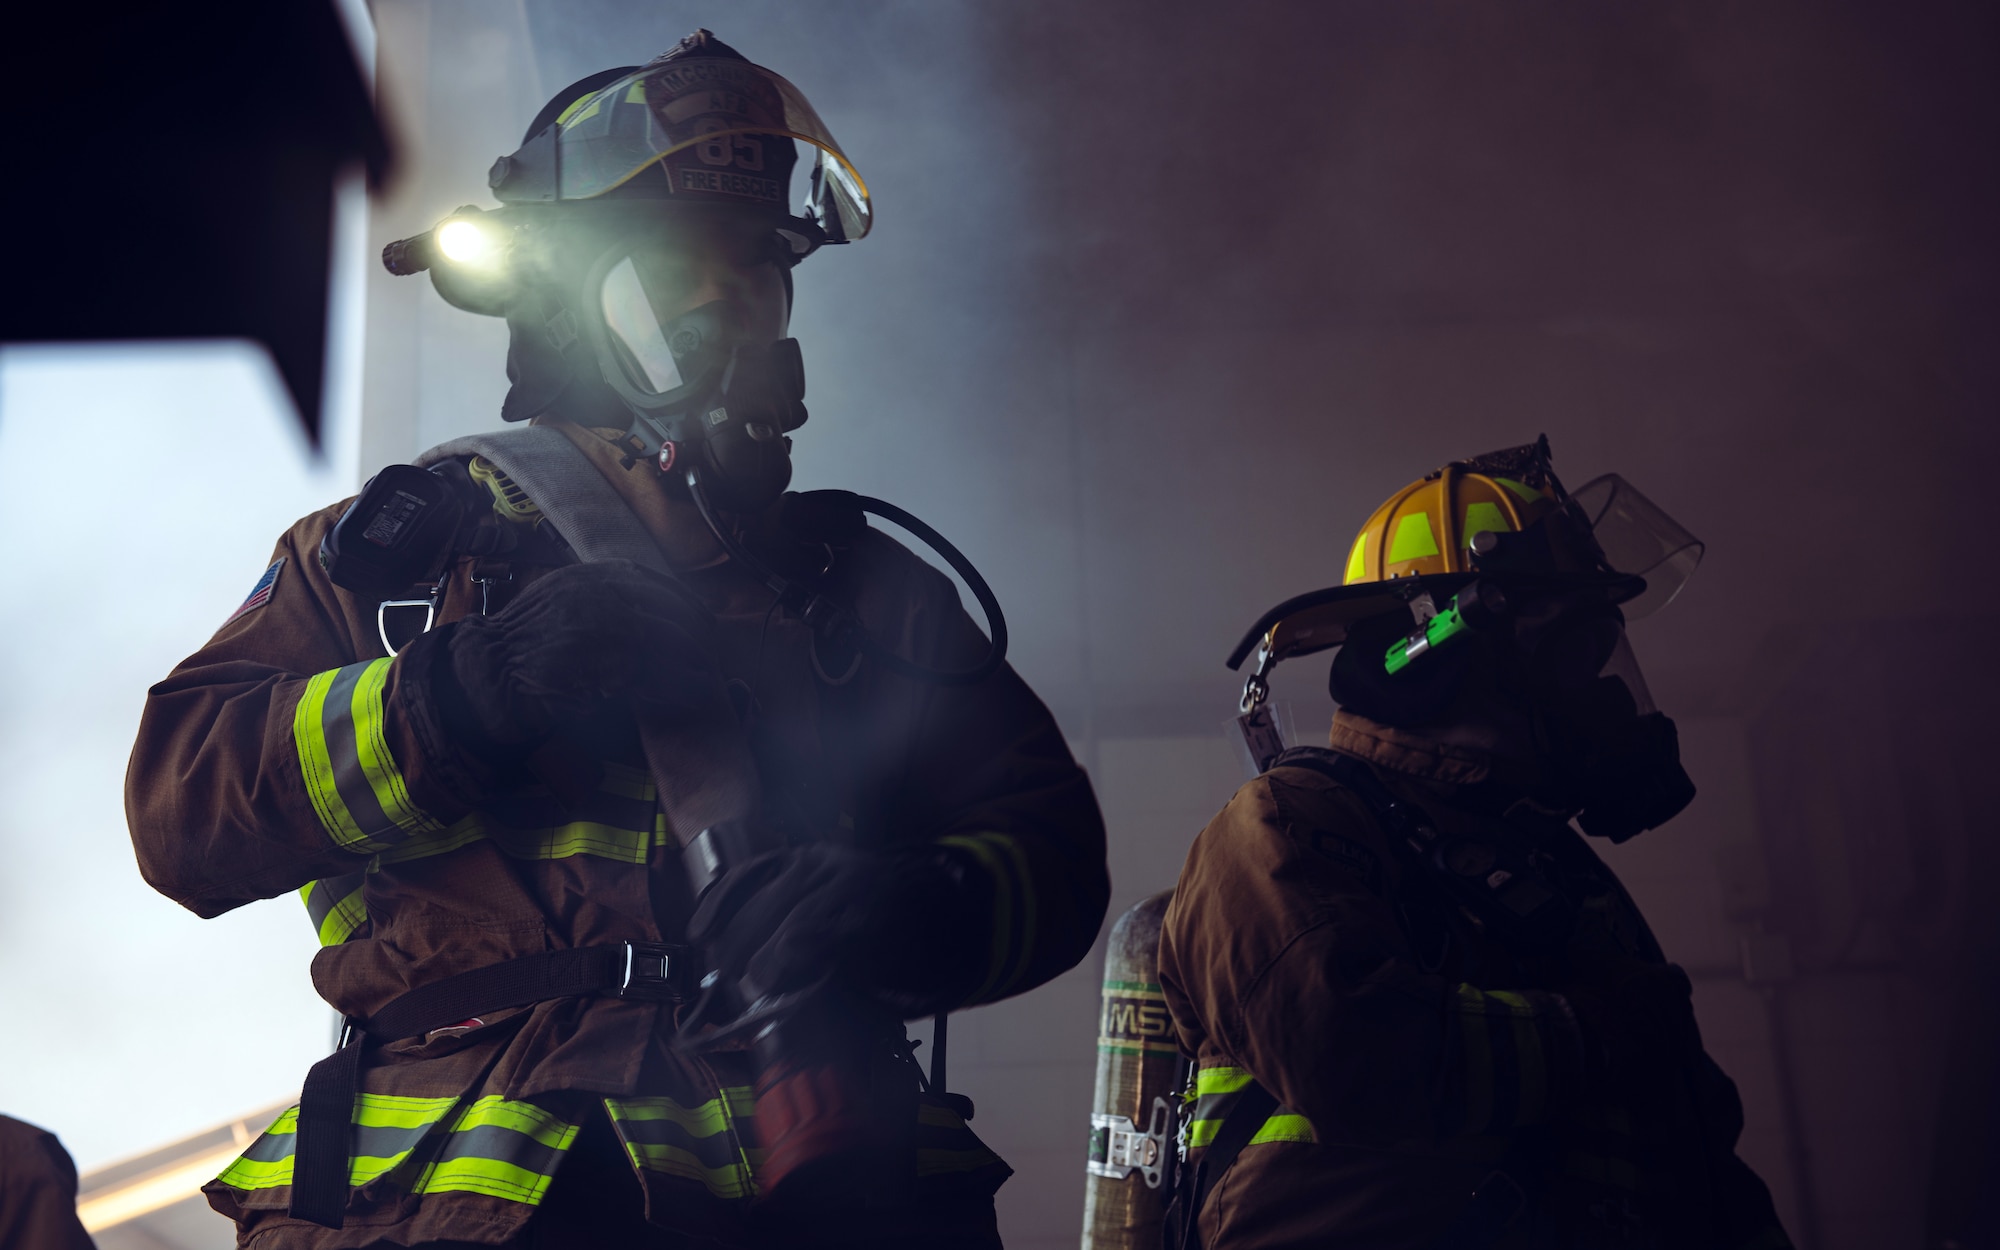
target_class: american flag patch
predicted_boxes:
[225,558,286,625]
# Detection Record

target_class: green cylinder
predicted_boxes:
[1081,891,1180,1250]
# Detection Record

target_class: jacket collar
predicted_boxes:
[1327,710,1580,825]
[536,419,730,570]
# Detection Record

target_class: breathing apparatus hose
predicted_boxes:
[684,465,1010,687]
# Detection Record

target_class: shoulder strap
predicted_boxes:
[415,426,671,575]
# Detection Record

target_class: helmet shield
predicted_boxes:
[1570,474,1704,619]
[495,58,870,243]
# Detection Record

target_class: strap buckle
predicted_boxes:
[618,942,688,1002]
[1087,1095,1175,1189]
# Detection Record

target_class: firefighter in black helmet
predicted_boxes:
[128,30,1108,1249]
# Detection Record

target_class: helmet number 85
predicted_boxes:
[696,133,766,172]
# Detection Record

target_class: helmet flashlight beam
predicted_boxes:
[436,217,497,266]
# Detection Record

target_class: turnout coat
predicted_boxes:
[1159,713,1789,1250]
[126,422,1109,1247]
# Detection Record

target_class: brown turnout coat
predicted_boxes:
[1159,713,1789,1250]
[126,423,1108,1247]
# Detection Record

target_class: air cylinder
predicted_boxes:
[1081,890,1180,1250]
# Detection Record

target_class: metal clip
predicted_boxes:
[618,942,687,1002]
[1234,638,1286,774]
[1087,1096,1175,1188]
[376,578,443,657]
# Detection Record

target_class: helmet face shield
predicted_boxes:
[493,58,870,243]
[1570,474,1704,619]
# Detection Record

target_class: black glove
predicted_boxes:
[1557,890,1705,1126]
[688,843,990,1018]
[434,560,724,759]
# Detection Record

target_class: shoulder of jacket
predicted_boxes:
[1252,751,1388,835]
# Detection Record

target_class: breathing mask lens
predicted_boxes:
[598,256,686,395]
[1570,474,1704,619]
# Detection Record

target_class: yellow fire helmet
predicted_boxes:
[1227,437,1702,675]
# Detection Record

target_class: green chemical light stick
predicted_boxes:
[1383,581,1509,675]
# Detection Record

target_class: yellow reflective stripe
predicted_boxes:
[607,1095,729,1137]
[621,1142,755,1199]
[446,1095,576,1148]
[371,814,488,866]
[499,820,656,862]
[1187,1067,1313,1150]
[294,670,370,849]
[1195,1067,1255,1097]
[370,814,659,867]
[315,882,367,947]
[408,1095,579,1203]
[350,659,444,840]
[1246,1113,1316,1145]
[939,834,1012,1000]
[293,661,441,853]
[1496,477,1543,504]
[353,1093,460,1128]
[412,1155,557,1203]
[1458,984,1496,1132]
[606,1090,760,1201]
[992,834,1037,993]
[1493,992,1547,1124]
[937,832,1038,999]
[216,1155,293,1189]
[721,1085,755,1118]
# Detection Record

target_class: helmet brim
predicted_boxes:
[1225,569,1647,671]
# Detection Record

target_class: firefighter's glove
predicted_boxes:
[689,844,988,1018]
[1561,961,1704,1131]
[433,561,722,759]
[1554,890,1705,1119]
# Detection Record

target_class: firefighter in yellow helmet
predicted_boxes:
[1158,439,1790,1248]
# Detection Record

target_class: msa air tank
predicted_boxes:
[1081,891,1181,1250]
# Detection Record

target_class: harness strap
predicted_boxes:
[415,426,673,575]
[289,941,691,1228]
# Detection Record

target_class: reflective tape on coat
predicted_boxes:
[293,659,444,853]
[1184,1067,1315,1151]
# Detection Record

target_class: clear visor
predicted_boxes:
[1570,474,1704,618]
[553,60,870,241]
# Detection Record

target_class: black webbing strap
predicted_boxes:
[1173,1077,1279,1250]
[289,943,682,1228]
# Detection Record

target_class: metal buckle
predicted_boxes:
[618,942,686,1002]
[1087,1095,1174,1188]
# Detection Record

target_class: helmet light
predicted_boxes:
[437,217,498,267]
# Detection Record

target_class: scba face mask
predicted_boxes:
[580,232,808,513]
